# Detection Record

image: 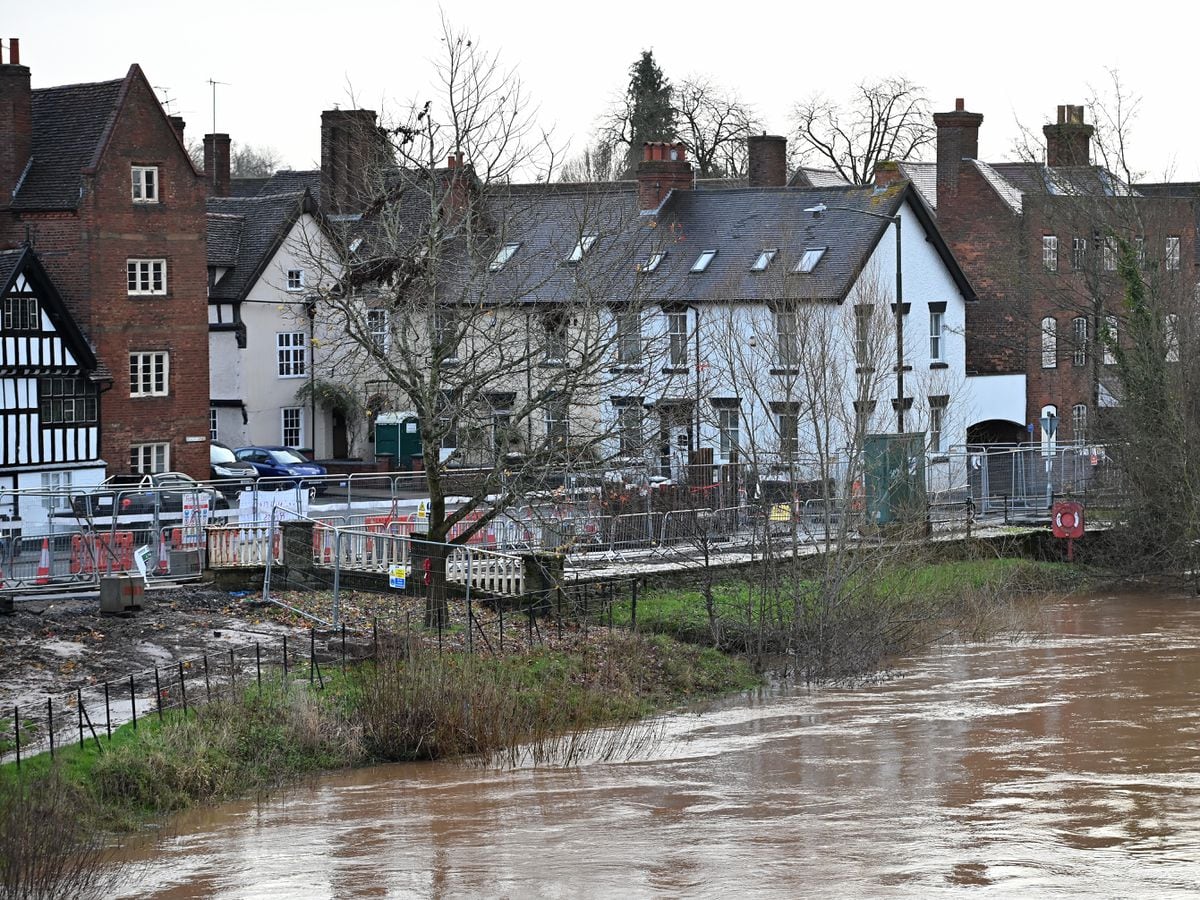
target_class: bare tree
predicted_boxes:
[674,77,761,178]
[187,140,285,178]
[300,16,662,625]
[791,77,933,184]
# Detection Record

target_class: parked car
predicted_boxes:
[71,472,229,518]
[210,441,259,497]
[234,446,328,492]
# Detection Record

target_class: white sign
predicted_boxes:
[134,544,154,583]
[181,494,211,546]
[238,489,309,523]
[389,565,407,589]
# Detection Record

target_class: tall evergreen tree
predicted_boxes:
[621,50,677,175]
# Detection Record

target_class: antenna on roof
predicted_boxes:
[207,77,230,133]
[154,86,176,114]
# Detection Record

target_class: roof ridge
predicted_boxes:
[31,75,125,95]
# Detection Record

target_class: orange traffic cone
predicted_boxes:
[157,531,170,575]
[35,537,51,584]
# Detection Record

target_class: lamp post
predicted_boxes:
[805,203,905,433]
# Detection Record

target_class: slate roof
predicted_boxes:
[898,161,938,210]
[423,180,974,308]
[206,191,315,301]
[12,77,127,210]
[227,177,270,197]
[254,169,322,203]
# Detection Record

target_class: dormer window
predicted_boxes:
[638,251,666,274]
[691,249,717,273]
[131,166,158,203]
[794,247,827,273]
[566,233,599,264]
[751,249,777,272]
[489,242,521,271]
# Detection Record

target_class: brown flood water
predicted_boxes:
[111,592,1200,898]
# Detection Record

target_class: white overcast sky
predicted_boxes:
[10,1,1196,182]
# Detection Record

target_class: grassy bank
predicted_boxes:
[1,630,756,833]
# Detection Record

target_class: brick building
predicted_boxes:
[0,40,210,478]
[902,100,1196,446]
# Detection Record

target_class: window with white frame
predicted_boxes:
[854,305,872,365]
[3,296,38,331]
[1166,313,1180,362]
[1102,238,1118,271]
[690,249,717,273]
[1072,316,1088,367]
[1103,316,1118,364]
[1166,236,1181,271]
[282,407,303,447]
[367,309,389,352]
[565,232,598,264]
[40,471,72,511]
[130,442,169,474]
[489,242,520,272]
[129,351,169,396]
[544,398,569,446]
[127,259,166,295]
[716,404,740,459]
[794,247,827,273]
[286,269,305,291]
[434,307,460,362]
[614,400,644,457]
[616,306,641,365]
[1042,235,1058,272]
[929,396,949,455]
[929,310,945,362]
[543,310,568,362]
[209,407,218,441]
[1071,403,1088,441]
[1041,317,1057,368]
[1071,236,1087,270]
[667,310,688,367]
[131,166,158,203]
[639,251,666,274]
[751,248,777,272]
[774,306,799,368]
[276,331,307,377]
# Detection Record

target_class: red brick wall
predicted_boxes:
[3,70,210,478]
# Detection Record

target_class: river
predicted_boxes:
[110,591,1200,897]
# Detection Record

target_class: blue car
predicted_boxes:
[234,446,328,493]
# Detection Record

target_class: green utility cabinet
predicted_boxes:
[375,412,422,467]
[863,432,927,526]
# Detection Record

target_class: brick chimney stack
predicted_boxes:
[167,115,186,145]
[747,135,787,187]
[203,133,231,197]
[1044,105,1093,167]
[0,38,32,210]
[933,97,984,212]
[321,109,391,215]
[873,160,904,189]
[637,142,692,210]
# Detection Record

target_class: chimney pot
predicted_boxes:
[637,142,693,209]
[955,97,964,111]
[933,98,984,212]
[167,115,185,145]
[9,38,20,66]
[1044,103,1093,167]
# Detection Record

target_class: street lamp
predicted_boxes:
[805,202,906,433]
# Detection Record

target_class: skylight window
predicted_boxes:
[691,249,717,273]
[751,249,777,272]
[566,232,599,264]
[489,242,521,272]
[794,247,827,273]
[639,251,666,274]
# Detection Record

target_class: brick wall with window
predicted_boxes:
[1,67,211,477]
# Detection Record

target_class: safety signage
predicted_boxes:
[416,500,429,521]
[389,565,407,589]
